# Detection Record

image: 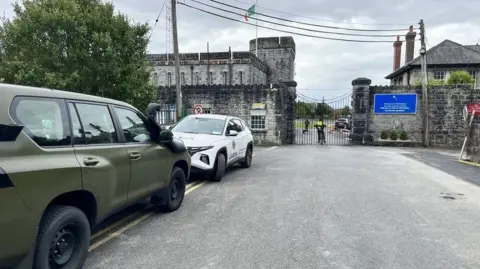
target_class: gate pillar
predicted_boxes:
[351,77,372,144]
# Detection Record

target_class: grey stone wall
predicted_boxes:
[351,77,480,149]
[250,37,296,83]
[151,62,267,86]
[369,86,424,142]
[428,86,480,147]
[148,51,269,86]
[156,84,296,146]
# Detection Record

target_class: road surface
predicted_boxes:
[84,146,480,269]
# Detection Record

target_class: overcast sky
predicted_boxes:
[2,0,480,100]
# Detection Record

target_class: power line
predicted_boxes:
[178,2,399,43]
[228,0,411,27]
[148,0,167,41]
[189,0,400,38]
[208,0,412,32]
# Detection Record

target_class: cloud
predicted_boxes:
[2,0,479,101]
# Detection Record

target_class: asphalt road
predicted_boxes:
[84,146,480,269]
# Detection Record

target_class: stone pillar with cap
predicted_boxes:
[350,77,372,144]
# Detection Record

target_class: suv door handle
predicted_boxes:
[129,152,142,160]
[83,157,99,166]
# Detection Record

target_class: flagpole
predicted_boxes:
[255,0,258,57]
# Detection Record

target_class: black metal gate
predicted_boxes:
[295,92,352,145]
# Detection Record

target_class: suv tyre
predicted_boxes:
[156,167,186,212]
[33,206,90,269]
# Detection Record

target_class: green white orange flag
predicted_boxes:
[244,4,255,21]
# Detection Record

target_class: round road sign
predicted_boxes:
[193,104,203,115]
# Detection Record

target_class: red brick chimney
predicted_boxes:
[405,25,416,64]
[393,36,402,70]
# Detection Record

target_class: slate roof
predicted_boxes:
[385,40,480,79]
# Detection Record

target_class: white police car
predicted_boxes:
[169,114,254,181]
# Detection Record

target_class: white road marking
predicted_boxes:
[266,146,278,151]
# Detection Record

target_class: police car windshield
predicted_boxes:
[171,117,225,135]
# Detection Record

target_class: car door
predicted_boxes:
[232,118,247,158]
[112,106,172,202]
[225,119,242,163]
[70,102,131,217]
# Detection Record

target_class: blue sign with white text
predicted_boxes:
[374,93,417,114]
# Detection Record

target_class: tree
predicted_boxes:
[0,0,155,111]
[314,102,333,118]
[338,106,351,116]
[446,70,474,86]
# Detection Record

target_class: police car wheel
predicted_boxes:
[211,153,226,182]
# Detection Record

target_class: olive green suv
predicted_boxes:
[0,83,191,269]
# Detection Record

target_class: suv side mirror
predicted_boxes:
[228,130,238,136]
[159,129,174,142]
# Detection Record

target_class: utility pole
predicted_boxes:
[419,19,428,147]
[171,0,182,120]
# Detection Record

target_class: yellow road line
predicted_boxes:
[89,212,154,252]
[459,160,480,168]
[90,180,201,241]
[89,180,207,252]
[91,207,151,241]
[185,181,206,195]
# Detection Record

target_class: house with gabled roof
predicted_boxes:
[385,33,480,88]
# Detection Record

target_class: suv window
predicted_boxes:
[232,119,243,132]
[11,97,71,147]
[114,107,151,143]
[74,103,118,145]
[68,103,86,145]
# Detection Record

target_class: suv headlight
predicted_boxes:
[187,146,214,156]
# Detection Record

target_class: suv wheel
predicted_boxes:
[157,167,186,212]
[240,146,253,168]
[211,153,226,182]
[33,206,90,269]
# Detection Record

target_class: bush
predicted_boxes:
[380,131,389,139]
[390,131,398,140]
[399,131,408,140]
[446,70,474,85]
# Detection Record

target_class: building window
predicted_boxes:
[250,109,266,130]
[195,72,199,85]
[239,71,243,85]
[153,72,158,85]
[251,116,266,129]
[223,71,228,85]
[203,108,211,114]
[209,72,213,84]
[433,71,445,80]
[469,70,477,86]
[167,72,172,86]
[181,72,186,85]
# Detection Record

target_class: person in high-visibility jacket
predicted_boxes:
[314,119,326,144]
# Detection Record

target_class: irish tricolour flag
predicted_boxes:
[244,4,255,21]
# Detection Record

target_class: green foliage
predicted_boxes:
[446,70,474,85]
[413,78,444,87]
[390,131,398,140]
[296,101,334,118]
[399,131,408,140]
[338,106,351,116]
[380,131,388,139]
[0,0,155,111]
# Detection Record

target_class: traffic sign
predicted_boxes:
[193,104,203,115]
[463,103,480,121]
